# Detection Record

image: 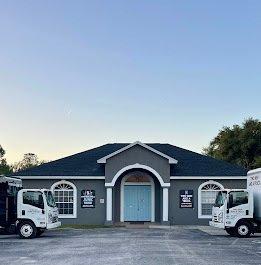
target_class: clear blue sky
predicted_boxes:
[1,1,260,163]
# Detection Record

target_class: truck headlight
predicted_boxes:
[48,213,52,222]
[218,212,223,222]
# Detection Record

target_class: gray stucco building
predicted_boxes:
[14,141,247,226]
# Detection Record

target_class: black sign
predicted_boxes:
[81,190,95,208]
[179,190,193,208]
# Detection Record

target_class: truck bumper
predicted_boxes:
[47,221,61,230]
[209,221,224,229]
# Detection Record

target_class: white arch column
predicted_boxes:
[105,187,113,225]
[162,187,169,223]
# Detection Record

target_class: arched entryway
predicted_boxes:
[105,163,170,225]
[120,171,155,222]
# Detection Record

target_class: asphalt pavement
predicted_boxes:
[0,226,261,265]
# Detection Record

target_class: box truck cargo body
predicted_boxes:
[248,168,261,221]
[210,168,261,237]
[0,177,22,231]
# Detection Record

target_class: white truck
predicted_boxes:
[0,176,61,239]
[209,168,261,237]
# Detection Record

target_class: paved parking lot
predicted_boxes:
[0,227,261,265]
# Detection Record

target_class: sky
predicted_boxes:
[0,0,260,164]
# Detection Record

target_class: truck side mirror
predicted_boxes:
[39,195,44,209]
[228,194,233,209]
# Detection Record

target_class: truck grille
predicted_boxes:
[52,216,58,223]
[213,215,218,222]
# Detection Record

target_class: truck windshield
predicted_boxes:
[44,191,57,208]
[214,191,226,207]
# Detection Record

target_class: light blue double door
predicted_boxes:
[124,185,151,221]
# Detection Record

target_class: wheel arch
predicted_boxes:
[235,219,255,233]
[17,218,37,228]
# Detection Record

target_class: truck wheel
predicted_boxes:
[225,228,236,236]
[236,221,252,238]
[36,229,45,237]
[18,221,37,239]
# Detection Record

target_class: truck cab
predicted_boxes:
[17,189,61,238]
[210,189,254,236]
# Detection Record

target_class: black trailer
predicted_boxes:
[0,176,22,232]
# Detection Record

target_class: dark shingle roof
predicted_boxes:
[13,143,247,177]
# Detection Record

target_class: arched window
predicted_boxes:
[51,180,77,218]
[198,181,224,219]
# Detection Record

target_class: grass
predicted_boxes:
[59,224,110,229]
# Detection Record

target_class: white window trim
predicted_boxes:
[51,180,77,219]
[198,180,224,219]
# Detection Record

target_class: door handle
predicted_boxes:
[22,210,25,215]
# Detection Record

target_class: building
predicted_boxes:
[14,141,247,225]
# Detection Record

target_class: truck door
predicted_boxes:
[20,191,46,227]
[225,191,250,226]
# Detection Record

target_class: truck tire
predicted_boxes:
[225,228,236,236]
[235,221,252,238]
[18,221,37,239]
[36,229,45,237]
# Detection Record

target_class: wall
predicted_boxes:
[169,179,246,225]
[22,177,246,226]
[105,145,170,184]
[23,179,106,225]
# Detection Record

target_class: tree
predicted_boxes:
[0,145,12,175]
[203,118,261,170]
[12,153,45,172]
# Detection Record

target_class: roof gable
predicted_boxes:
[97,141,178,164]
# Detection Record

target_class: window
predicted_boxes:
[228,191,248,208]
[125,171,151,183]
[44,191,57,208]
[214,191,227,208]
[51,181,77,218]
[198,181,224,218]
[23,191,44,209]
